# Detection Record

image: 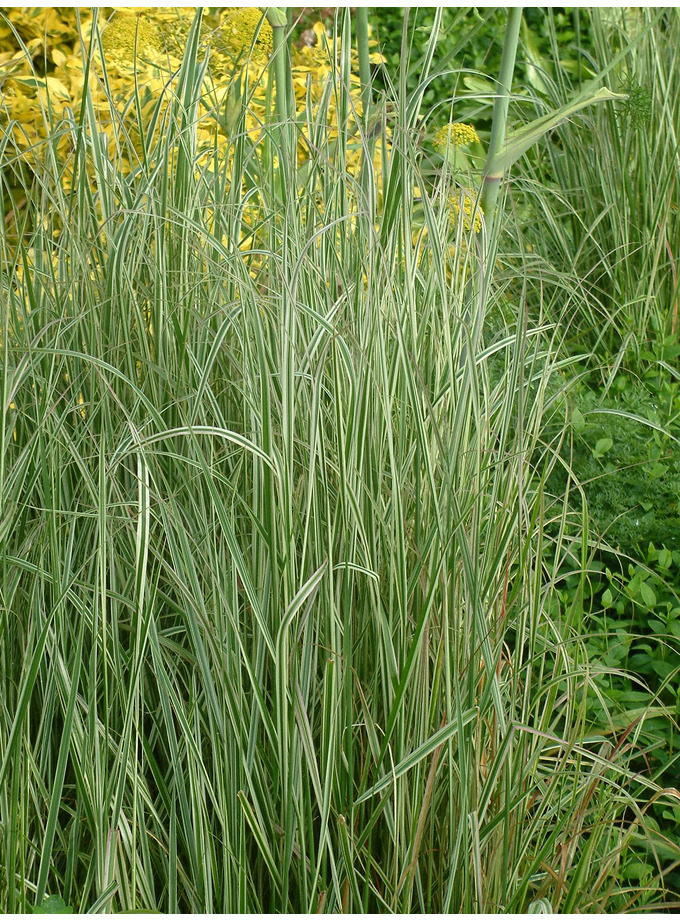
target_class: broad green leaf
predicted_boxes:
[463,74,497,96]
[592,437,613,458]
[528,898,554,914]
[640,581,657,608]
[486,87,624,178]
[520,18,551,95]
[34,895,72,914]
[572,407,585,432]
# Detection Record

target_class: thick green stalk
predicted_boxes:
[480,7,522,235]
[286,7,294,107]
[265,7,291,170]
[272,23,288,123]
[355,7,372,118]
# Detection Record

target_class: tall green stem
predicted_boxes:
[480,6,522,236]
[271,21,288,123]
[265,7,291,171]
[286,7,294,108]
[355,7,371,119]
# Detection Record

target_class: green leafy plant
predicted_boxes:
[543,367,680,895]
[34,895,72,914]
[549,375,680,556]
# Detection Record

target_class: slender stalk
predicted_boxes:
[286,7,294,109]
[355,7,372,118]
[480,6,523,235]
[271,21,288,123]
[265,7,291,171]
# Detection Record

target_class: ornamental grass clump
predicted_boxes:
[1,7,679,916]
[512,7,680,363]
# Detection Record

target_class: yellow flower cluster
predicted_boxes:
[216,7,273,68]
[433,122,480,151]
[100,11,163,66]
[450,192,483,234]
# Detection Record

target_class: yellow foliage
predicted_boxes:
[450,191,483,234]
[0,7,383,183]
[1,7,482,272]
